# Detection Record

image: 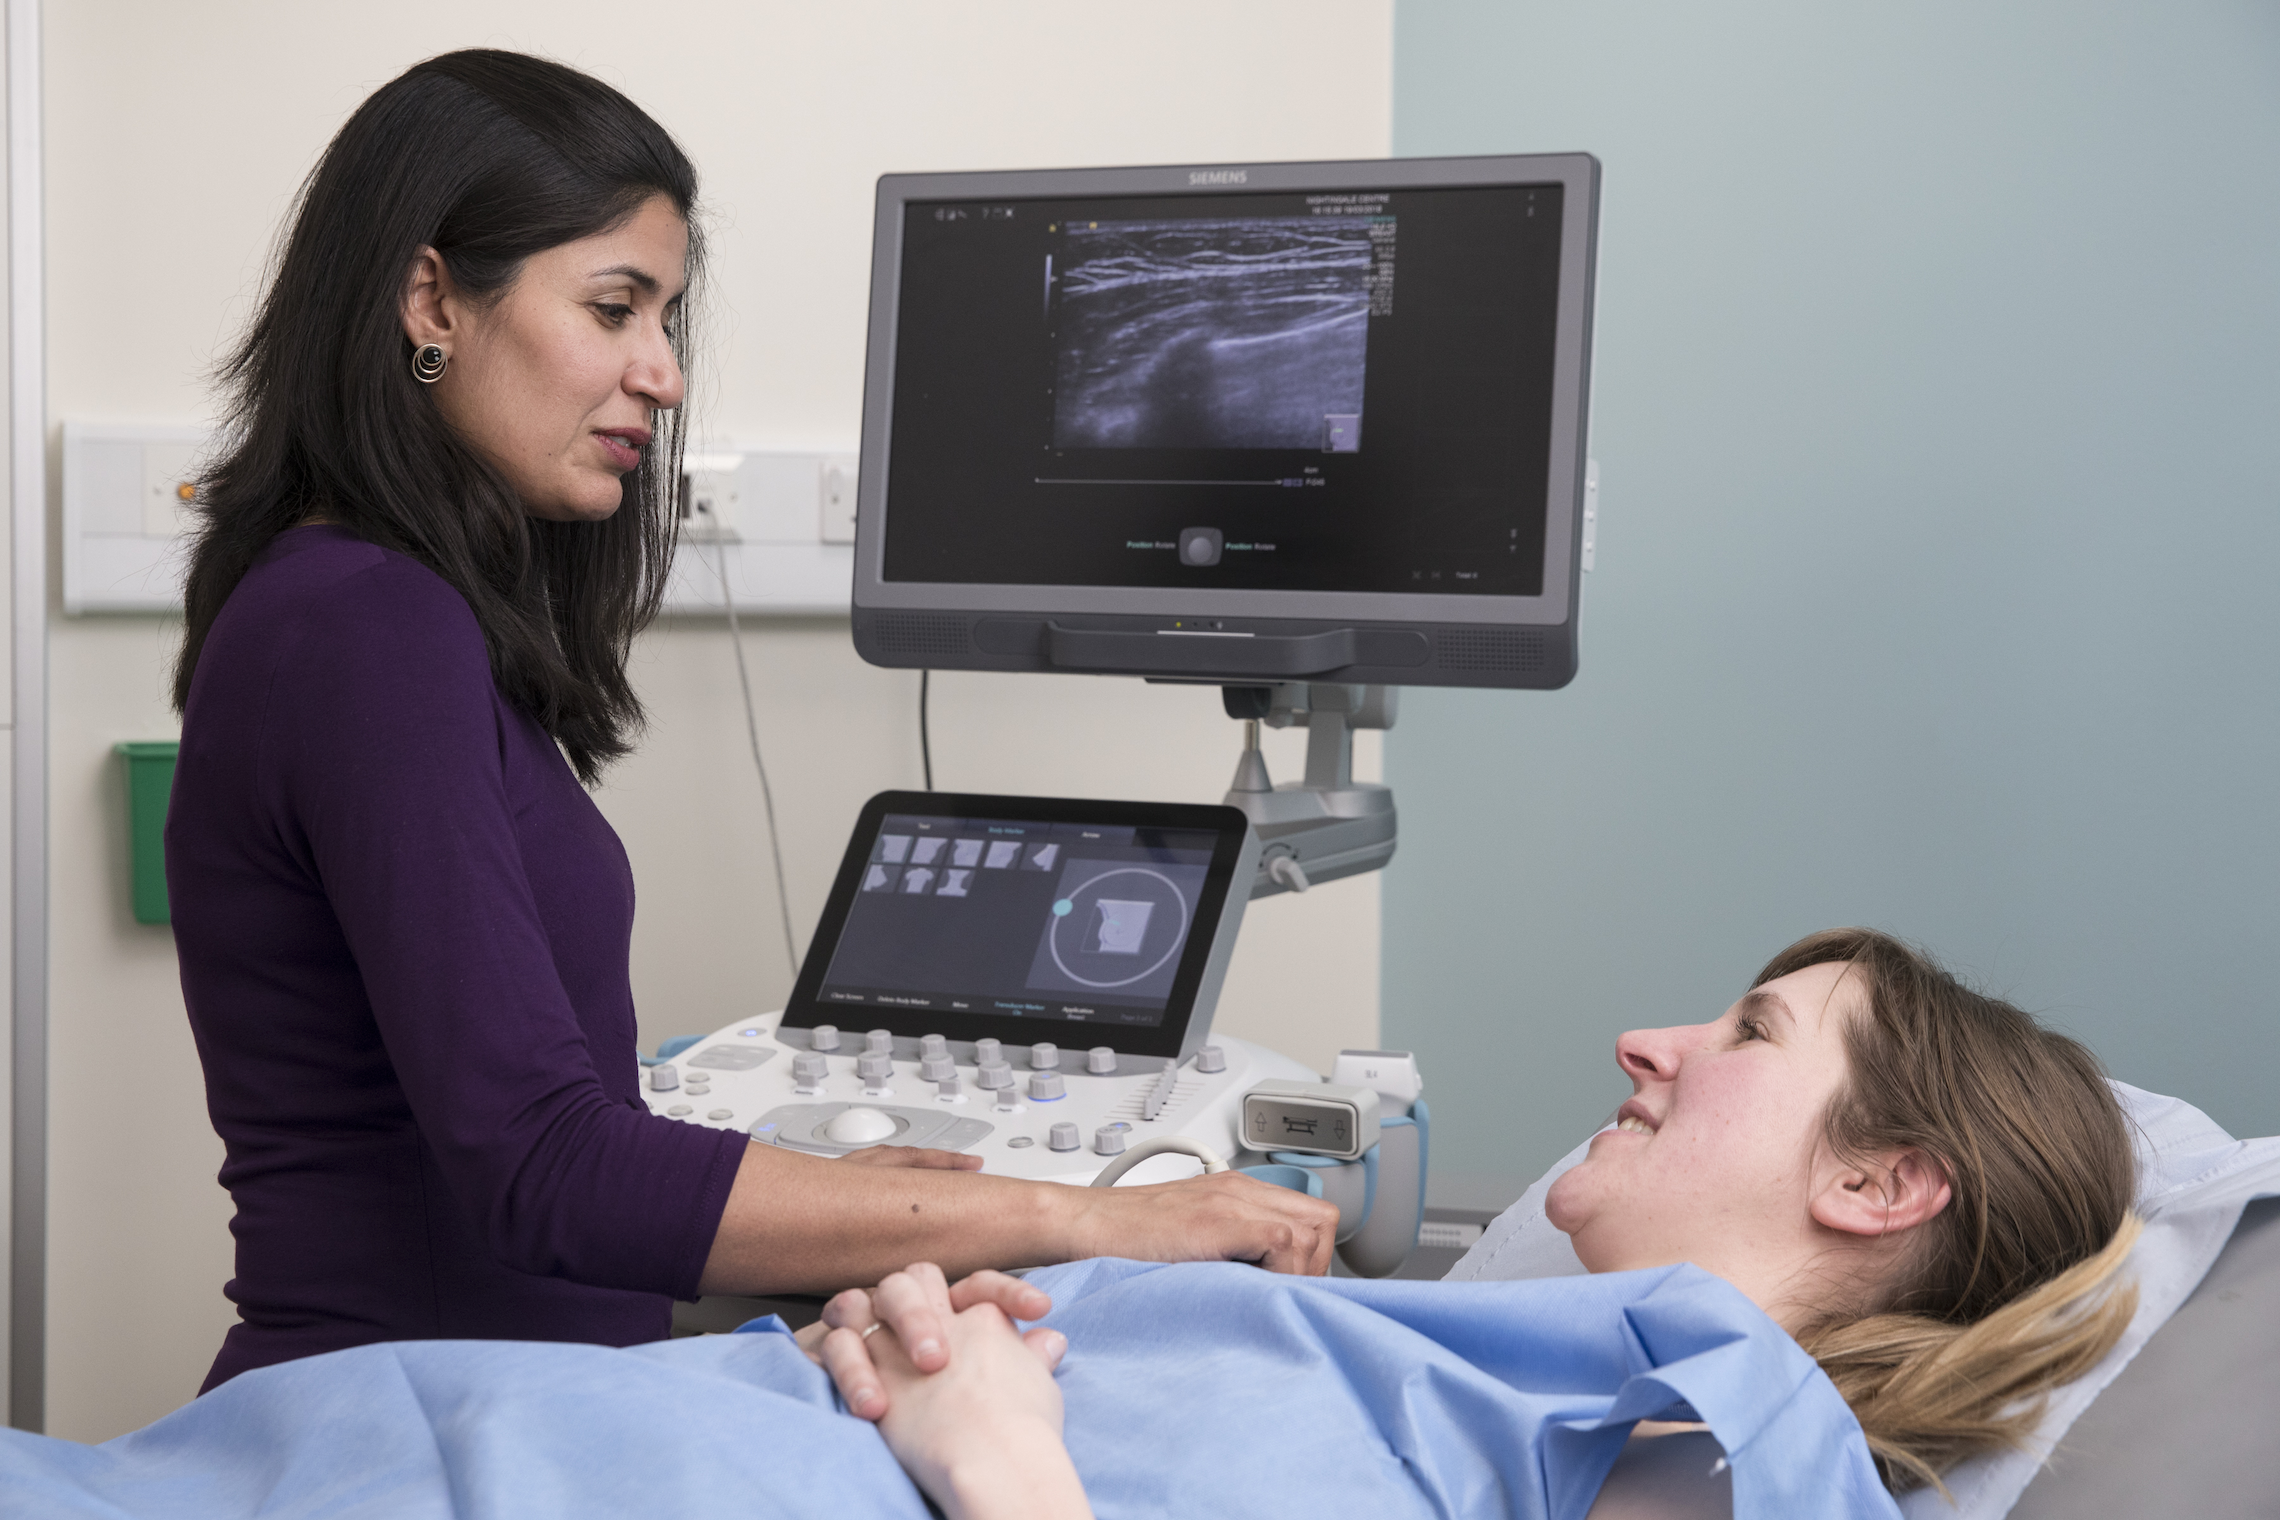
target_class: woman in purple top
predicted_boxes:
[166,50,1335,1395]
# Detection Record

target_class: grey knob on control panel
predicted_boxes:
[811,1025,841,1052]
[919,1054,955,1083]
[1194,1046,1226,1074]
[1028,1070,1066,1102]
[977,1060,1013,1091]
[1048,1121,1081,1152]
[1093,1125,1128,1156]
[974,1038,1002,1065]
[856,1051,893,1082]
[865,1029,893,1055]
[1087,1046,1117,1074]
[648,1063,679,1091]
[1030,1042,1060,1071]
[790,1052,828,1084]
[919,1033,949,1061]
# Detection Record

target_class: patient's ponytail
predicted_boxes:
[1757,930,2139,1495]
[1799,1214,2138,1492]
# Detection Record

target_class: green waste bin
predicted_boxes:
[116,741,179,925]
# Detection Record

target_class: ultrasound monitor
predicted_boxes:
[780,791,1260,1064]
[851,152,1600,689]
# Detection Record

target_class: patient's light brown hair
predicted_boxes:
[1762,929,2139,1494]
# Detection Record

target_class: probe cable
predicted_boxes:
[709,538,801,976]
[1089,1135,1230,1187]
[919,669,934,790]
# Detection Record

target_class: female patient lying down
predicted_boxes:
[0,928,2140,1520]
[817,928,2140,1518]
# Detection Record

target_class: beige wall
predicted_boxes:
[40,0,1392,1440]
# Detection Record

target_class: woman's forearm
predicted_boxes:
[696,1140,1339,1295]
[698,1143,1069,1294]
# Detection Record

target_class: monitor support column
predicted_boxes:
[1219,684,1397,899]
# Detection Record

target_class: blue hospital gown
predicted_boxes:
[0,1260,1898,1520]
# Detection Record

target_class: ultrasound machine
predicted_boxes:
[649,150,1600,1288]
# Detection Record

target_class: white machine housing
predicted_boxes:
[647,792,1429,1282]
[645,1011,1319,1186]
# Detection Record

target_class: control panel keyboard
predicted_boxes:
[641,1011,1319,1184]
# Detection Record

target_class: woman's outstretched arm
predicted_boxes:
[697,1139,1336,1296]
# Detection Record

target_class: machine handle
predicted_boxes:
[1047,624,1356,676]
[1047,624,1408,678]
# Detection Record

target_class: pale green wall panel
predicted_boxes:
[1385,0,2280,1205]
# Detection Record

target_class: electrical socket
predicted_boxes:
[681,451,744,542]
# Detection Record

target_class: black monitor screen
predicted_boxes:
[786,793,1252,1057]
[883,183,1565,598]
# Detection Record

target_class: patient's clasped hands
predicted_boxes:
[803,1264,1093,1520]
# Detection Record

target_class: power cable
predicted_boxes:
[919,669,934,791]
[709,539,800,976]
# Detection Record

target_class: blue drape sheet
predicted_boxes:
[0,1260,1897,1519]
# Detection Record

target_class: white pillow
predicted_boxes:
[1444,1082,2280,1519]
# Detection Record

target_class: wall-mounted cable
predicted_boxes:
[709,542,800,977]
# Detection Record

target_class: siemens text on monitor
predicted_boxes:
[849,153,1600,691]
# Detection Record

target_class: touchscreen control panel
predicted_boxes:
[820,813,1213,1029]
[782,792,1260,1062]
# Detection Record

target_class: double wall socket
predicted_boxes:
[679,449,859,547]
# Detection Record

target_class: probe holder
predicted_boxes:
[1222,683,1397,899]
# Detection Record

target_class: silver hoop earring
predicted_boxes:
[411,344,448,384]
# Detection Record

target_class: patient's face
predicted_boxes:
[1545,961,1863,1286]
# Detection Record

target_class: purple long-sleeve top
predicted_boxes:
[168,525,748,1391]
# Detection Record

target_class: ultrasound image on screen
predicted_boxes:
[882,182,1564,597]
[1050,218,1372,452]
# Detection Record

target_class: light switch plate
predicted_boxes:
[63,421,211,614]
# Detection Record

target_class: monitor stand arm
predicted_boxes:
[1220,684,1398,899]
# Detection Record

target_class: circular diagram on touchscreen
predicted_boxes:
[1045,868,1191,989]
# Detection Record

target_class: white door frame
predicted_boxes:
[6,0,46,1435]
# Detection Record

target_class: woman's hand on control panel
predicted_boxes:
[807,1265,1055,1421]
[1072,1169,1339,1277]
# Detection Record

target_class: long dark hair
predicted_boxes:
[174,49,700,782]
